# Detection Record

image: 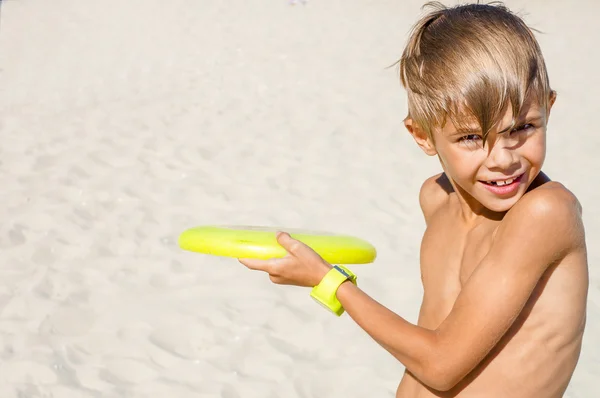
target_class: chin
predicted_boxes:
[471,183,527,213]
[480,184,529,212]
[484,197,521,212]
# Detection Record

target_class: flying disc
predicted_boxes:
[178,225,377,264]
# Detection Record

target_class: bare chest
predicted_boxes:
[421,213,498,288]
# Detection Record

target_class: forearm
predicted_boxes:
[335,281,439,383]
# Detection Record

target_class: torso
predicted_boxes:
[396,173,588,397]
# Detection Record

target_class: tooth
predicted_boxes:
[497,180,506,186]
[505,178,514,184]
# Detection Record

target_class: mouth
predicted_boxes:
[479,173,525,194]
[481,174,522,186]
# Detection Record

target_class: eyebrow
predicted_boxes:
[451,115,544,136]
[450,127,481,136]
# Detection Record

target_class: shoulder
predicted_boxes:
[510,181,581,222]
[419,173,453,224]
[499,181,584,258]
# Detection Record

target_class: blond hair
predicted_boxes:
[399,2,553,142]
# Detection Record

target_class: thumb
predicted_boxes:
[276,231,304,255]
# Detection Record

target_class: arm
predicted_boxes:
[336,186,584,391]
[397,173,456,390]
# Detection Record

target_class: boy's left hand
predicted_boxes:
[238,231,332,287]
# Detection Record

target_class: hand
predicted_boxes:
[238,231,332,287]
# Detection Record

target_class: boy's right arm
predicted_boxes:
[416,173,455,325]
[416,173,457,328]
[397,174,454,392]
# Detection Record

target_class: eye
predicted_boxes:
[458,134,483,148]
[511,123,534,133]
[459,134,482,142]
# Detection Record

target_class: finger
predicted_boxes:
[268,274,296,286]
[238,258,276,273]
[276,231,305,255]
[276,231,324,263]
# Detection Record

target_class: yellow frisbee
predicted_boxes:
[178,225,377,264]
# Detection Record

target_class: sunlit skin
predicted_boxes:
[238,92,588,397]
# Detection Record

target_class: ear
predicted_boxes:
[404,117,437,156]
[547,90,557,118]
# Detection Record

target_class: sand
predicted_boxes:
[0,0,598,396]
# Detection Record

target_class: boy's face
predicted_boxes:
[406,93,555,213]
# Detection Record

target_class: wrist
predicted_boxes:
[310,265,357,316]
[312,262,333,286]
[335,278,355,300]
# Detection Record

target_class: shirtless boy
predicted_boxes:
[239,2,589,397]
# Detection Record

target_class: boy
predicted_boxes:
[239,2,589,397]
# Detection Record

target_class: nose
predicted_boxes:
[485,141,519,171]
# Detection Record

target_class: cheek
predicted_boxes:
[438,146,485,178]
[522,133,546,165]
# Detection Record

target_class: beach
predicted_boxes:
[0,0,598,396]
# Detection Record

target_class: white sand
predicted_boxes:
[0,0,598,396]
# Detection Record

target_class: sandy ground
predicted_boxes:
[0,0,598,397]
